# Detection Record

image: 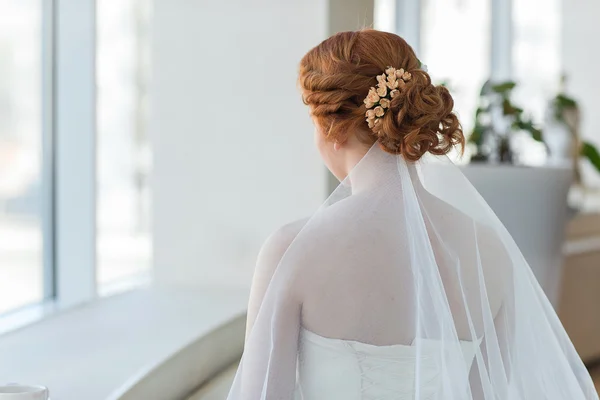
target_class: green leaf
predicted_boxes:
[553,108,563,122]
[479,80,492,96]
[555,93,578,108]
[531,127,543,142]
[581,141,600,173]
[553,93,579,124]
[502,99,522,116]
[491,81,517,94]
[475,107,487,118]
[469,124,485,145]
[512,118,544,142]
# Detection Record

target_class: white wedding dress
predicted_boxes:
[228,145,598,400]
[295,328,480,400]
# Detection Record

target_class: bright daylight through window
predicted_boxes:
[0,0,44,314]
[0,0,153,315]
[96,0,152,291]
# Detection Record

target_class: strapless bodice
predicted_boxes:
[295,328,479,400]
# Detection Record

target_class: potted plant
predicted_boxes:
[547,89,600,184]
[469,80,544,163]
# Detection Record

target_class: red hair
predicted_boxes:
[299,29,464,161]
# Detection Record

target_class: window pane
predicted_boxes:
[513,0,560,123]
[0,0,44,314]
[374,0,396,33]
[421,0,491,135]
[96,0,152,288]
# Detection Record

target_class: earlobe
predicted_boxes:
[333,142,341,151]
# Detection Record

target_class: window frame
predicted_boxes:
[41,0,56,302]
[394,0,513,81]
[53,0,98,308]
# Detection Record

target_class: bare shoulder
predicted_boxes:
[255,218,310,277]
[246,218,309,336]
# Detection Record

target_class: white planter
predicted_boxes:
[461,164,573,308]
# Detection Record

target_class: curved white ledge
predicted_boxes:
[108,314,244,400]
[0,288,247,400]
[187,364,238,400]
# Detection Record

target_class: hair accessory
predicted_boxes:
[364,66,412,129]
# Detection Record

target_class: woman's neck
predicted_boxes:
[346,144,400,194]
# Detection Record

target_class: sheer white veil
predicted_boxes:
[227,144,597,399]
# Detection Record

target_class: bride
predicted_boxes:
[228,29,598,399]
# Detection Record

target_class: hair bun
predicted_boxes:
[372,70,464,161]
[299,29,464,161]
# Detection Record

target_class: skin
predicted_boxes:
[312,116,371,182]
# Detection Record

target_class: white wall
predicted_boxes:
[562,0,600,184]
[151,1,329,288]
[329,0,374,34]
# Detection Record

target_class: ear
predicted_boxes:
[333,135,349,151]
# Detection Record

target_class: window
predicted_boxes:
[0,0,45,314]
[512,0,560,124]
[374,0,396,33]
[497,0,560,166]
[421,0,491,135]
[96,0,152,289]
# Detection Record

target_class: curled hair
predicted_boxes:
[299,29,464,161]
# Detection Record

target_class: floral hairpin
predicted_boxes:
[364,66,412,129]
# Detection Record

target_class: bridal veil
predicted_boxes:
[227,143,597,399]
